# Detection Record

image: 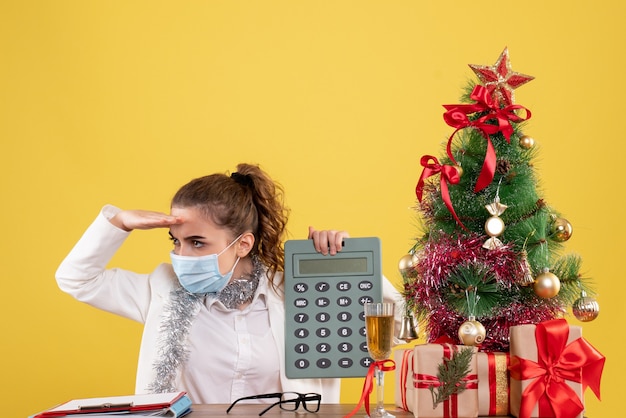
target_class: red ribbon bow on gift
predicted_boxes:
[343,359,395,418]
[415,155,466,230]
[443,84,531,192]
[509,319,605,418]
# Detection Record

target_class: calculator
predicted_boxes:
[284,237,383,379]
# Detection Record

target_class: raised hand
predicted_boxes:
[110,209,184,232]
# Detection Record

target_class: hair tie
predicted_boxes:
[231,172,254,188]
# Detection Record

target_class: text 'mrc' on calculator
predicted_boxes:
[284,237,383,379]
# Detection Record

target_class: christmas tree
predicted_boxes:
[401,48,600,352]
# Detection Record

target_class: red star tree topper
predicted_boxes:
[469,47,534,106]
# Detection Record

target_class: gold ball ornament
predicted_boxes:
[519,135,535,149]
[550,217,573,242]
[533,269,561,298]
[572,291,600,322]
[398,253,419,275]
[458,318,486,346]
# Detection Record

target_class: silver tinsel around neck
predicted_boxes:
[212,257,262,309]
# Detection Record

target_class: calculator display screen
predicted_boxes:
[298,257,368,275]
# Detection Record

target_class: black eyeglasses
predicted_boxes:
[226,392,321,416]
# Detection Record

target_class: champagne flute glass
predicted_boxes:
[364,302,395,418]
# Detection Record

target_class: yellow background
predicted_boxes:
[1,1,623,417]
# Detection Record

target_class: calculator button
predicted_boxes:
[359,326,366,337]
[295,328,310,338]
[359,295,374,305]
[337,311,352,322]
[294,298,308,308]
[337,327,352,337]
[360,357,373,367]
[294,313,309,323]
[316,342,331,353]
[338,342,353,352]
[316,327,331,338]
[294,343,309,353]
[358,280,373,291]
[337,281,351,291]
[337,296,352,307]
[295,359,310,369]
[316,358,332,369]
[315,297,330,307]
[338,358,354,368]
[315,282,330,292]
[294,283,308,293]
[359,341,368,352]
[316,312,331,322]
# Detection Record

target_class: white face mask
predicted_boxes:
[170,235,242,294]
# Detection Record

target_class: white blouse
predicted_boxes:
[180,279,283,404]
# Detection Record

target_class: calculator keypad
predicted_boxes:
[289,279,374,377]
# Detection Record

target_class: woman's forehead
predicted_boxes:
[170,207,230,236]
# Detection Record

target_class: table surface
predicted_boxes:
[187,404,508,417]
[188,404,409,417]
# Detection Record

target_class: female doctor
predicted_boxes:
[56,163,403,405]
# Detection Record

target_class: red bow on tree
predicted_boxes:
[415,155,466,230]
[443,84,531,192]
[509,319,605,418]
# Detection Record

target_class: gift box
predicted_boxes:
[395,349,416,412]
[411,343,479,418]
[476,352,510,416]
[508,319,605,418]
[397,348,510,416]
